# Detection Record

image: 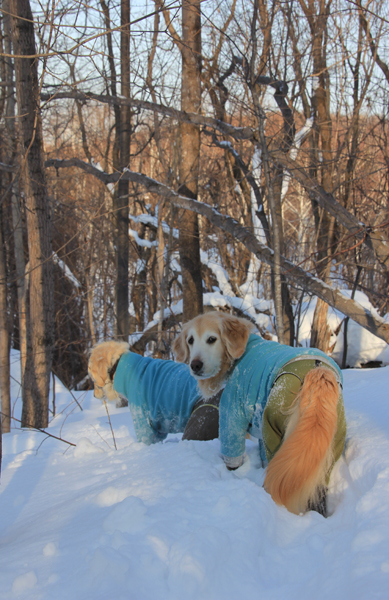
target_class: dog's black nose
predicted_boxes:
[190,359,203,375]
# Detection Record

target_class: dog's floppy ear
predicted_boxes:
[172,327,190,363]
[220,315,254,360]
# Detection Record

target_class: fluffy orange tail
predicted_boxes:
[264,367,339,514]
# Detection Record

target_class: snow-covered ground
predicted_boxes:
[1,349,389,600]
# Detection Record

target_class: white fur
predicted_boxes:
[184,324,225,380]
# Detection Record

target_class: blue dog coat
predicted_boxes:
[113,335,344,460]
[113,352,200,444]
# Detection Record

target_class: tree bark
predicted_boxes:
[256,76,296,346]
[115,0,131,340]
[2,0,28,383]
[299,0,334,351]
[235,34,296,344]
[0,207,11,434]
[10,0,54,429]
[254,100,285,344]
[100,0,131,340]
[178,0,203,321]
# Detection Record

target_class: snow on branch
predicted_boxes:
[128,229,158,248]
[129,213,179,239]
[52,253,81,289]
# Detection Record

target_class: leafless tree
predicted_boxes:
[10,0,54,428]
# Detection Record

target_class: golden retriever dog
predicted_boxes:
[173,311,346,515]
[88,340,130,406]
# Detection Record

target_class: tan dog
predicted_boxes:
[173,311,346,515]
[88,341,129,406]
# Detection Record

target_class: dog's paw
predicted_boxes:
[115,395,129,408]
[307,487,328,517]
[88,341,129,401]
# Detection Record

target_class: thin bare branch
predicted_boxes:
[1,412,76,446]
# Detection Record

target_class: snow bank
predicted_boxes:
[299,291,389,367]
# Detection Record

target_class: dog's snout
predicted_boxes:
[190,359,203,375]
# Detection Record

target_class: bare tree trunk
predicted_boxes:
[10,190,28,377]
[100,0,130,340]
[2,0,28,383]
[147,14,173,345]
[254,102,285,344]
[10,0,54,429]
[156,200,166,353]
[240,0,292,344]
[342,264,362,368]
[299,0,334,351]
[178,0,203,321]
[86,266,96,346]
[0,207,11,434]
[115,0,131,340]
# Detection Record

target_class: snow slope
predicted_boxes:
[1,352,389,599]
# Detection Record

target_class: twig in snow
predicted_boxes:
[51,368,83,411]
[103,401,117,450]
[91,425,113,450]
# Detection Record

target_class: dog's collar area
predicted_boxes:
[191,402,220,415]
[192,388,223,411]
[108,359,121,383]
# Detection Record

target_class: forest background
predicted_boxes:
[1,0,389,446]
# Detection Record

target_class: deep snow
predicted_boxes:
[1,350,389,600]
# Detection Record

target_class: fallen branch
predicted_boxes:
[1,412,76,447]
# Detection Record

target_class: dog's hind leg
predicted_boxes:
[307,486,327,517]
[264,366,339,514]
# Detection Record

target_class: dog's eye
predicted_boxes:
[207,336,217,345]
[187,336,194,346]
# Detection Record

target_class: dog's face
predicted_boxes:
[175,314,226,380]
[173,312,254,383]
